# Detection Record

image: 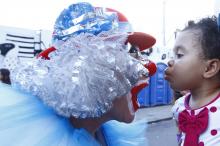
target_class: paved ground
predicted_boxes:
[133,105,178,146]
[135,105,173,123]
[146,119,178,146]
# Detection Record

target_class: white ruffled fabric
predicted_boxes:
[11,31,148,118]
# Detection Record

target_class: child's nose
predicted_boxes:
[167,60,174,67]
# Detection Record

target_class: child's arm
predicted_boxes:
[175,121,182,146]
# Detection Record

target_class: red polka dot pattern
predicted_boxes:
[198,142,204,146]
[211,129,217,136]
[210,106,217,112]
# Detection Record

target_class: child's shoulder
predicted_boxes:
[174,96,185,105]
[171,94,188,120]
[172,95,186,111]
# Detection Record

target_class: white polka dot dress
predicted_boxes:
[172,93,220,146]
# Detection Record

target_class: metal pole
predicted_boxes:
[162,0,166,47]
[39,29,42,50]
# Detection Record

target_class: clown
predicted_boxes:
[0,2,156,146]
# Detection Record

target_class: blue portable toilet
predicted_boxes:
[150,62,169,106]
[138,85,150,107]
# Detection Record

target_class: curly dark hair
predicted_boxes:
[0,68,11,85]
[183,16,220,60]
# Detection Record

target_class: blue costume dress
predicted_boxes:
[0,83,100,146]
[0,83,148,146]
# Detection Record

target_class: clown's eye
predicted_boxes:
[129,45,138,53]
[129,45,140,58]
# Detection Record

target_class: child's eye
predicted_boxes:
[175,54,184,59]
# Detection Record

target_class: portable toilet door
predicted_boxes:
[138,85,150,107]
[150,62,169,106]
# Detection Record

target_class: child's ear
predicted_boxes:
[203,59,220,78]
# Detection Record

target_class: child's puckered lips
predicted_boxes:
[164,67,172,81]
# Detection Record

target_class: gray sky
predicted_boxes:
[0,0,215,48]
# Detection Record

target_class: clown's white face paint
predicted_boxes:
[109,92,135,123]
[126,92,135,116]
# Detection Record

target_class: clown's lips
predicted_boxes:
[130,78,149,112]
